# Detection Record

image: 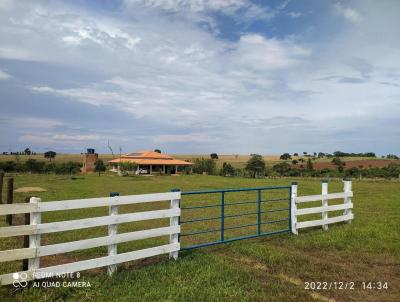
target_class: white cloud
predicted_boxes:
[0,47,37,61]
[153,133,218,143]
[52,134,102,141]
[234,34,310,71]
[125,0,270,17]
[335,3,362,24]
[1,0,400,153]
[19,133,104,145]
[3,116,64,129]
[0,69,12,80]
[287,11,304,18]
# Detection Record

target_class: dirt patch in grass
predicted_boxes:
[14,187,46,193]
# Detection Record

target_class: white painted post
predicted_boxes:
[343,179,352,224]
[29,197,41,273]
[169,189,180,259]
[290,182,298,235]
[108,193,119,275]
[321,180,328,231]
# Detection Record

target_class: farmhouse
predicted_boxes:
[108,151,193,174]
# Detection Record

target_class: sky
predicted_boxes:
[0,0,399,155]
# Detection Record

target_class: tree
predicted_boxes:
[279,153,292,160]
[220,162,235,177]
[94,159,106,176]
[245,154,266,178]
[292,159,298,165]
[193,158,216,175]
[24,148,31,155]
[318,152,325,158]
[386,154,399,160]
[119,162,138,175]
[293,153,299,157]
[44,151,56,162]
[154,149,161,153]
[210,153,219,159]
[303,151,307,156]
[306,157,314,171]
[272,162,291,176]
[332,157,345,172]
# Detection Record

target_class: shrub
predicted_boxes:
[94,160,106,176]
[306,158,314,171]
[119,162,138,175]
[54,162,81,174]
[220,162,235,176]
[193,158,216,175]
[272,162,291,176]
[25,159,46,173]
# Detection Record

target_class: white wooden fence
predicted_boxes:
[0,191,181,285]
[291,180,353,234]
[0,181,355,285]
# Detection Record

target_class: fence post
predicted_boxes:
[6,178,13,225]
[23,196,31,271]
[343,179,352,224]
[28,197,41,273]
[170,189,180,260]
[321,180,328,231]
[257,190,261,235]
[0,171,4,204]
[108,192,119,276]
[290,182,298,235]
[220,191,225,242]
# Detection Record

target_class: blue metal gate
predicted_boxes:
[179,186,291,250]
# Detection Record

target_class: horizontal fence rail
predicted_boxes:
[0,192,181,285]
[291,180,354,234]
[0,192,181,215]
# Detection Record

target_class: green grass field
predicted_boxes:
[0,173,399,301]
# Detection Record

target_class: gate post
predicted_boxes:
[290,182,298,235]
[170,189,180,260]
[6,177,13,225]
[321,180,328,231]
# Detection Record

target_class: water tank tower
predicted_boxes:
[81,148,98,173]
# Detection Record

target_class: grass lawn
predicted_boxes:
[0,174,399,301]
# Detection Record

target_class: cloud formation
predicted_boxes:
[0,0,399,154]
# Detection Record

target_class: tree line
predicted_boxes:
[192,154,400,179]
[0,159,81,174]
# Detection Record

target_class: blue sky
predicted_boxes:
[0,0,399,155]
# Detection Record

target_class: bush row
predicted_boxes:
[191,158,400,179]
[0,160,81,174]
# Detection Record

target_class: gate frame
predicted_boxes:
[180,185,292,251]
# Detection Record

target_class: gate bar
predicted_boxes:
[181,229,290,251]
[181,186,291,195]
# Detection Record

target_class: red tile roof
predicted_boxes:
[108,151,192,165]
